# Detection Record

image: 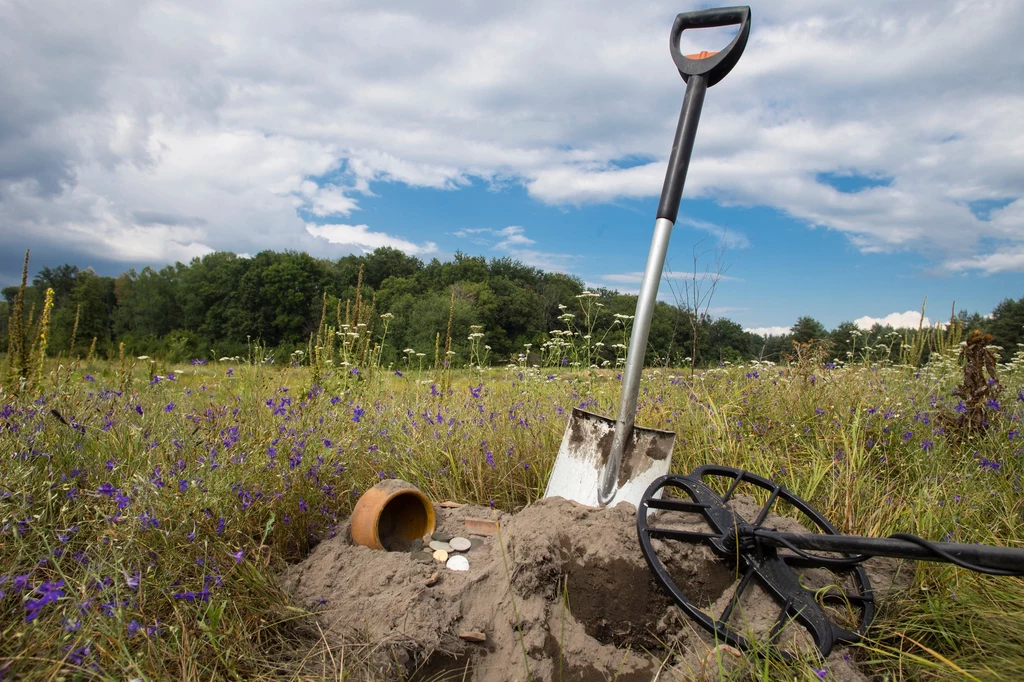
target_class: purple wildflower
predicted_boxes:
[352,405,365,423]
[66,645,90,666]
[24,580,65,622]
[979,457,1002,472]
[172,588,211,602]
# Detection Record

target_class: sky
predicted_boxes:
[1,0,1022,336]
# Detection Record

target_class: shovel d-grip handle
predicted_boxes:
[656,6,750,223]
[669,6,751,87]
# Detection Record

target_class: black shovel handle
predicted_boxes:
[670,6,751,87]
[657,6,750,223]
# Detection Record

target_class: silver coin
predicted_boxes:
[432,549,449,563]
[449,536,472,552]
[446,554,470,571]
[429,540,453,553]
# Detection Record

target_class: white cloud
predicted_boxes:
[0,0,1022,273]
[494,225,535,248]
[679,218,751,250]
[946,249,1024,275]
[306,185,359,217]
[598,270,742,286]
[305,224,437,256]
[854,311,932,330]
[446,226,574,272]
[744,326,791,337]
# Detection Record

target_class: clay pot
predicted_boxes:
[350,480,436,551]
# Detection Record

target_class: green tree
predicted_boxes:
[957,308,987,332]
[987,297,1024,360]
[705,317,750,364]
[361,247,423,290]
[791,316,827,344]
[535,272,584,332]
[829,321,860,361]
[113,266,183,341]
[178,252,251,344]
[55,270,115,353]
[32,264,79,306]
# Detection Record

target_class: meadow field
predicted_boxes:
[0,342,1021,681]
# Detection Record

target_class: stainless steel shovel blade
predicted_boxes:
[544,408,675,509]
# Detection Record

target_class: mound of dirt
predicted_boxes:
[280,492,909,682]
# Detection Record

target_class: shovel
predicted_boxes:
[543,7,752,509]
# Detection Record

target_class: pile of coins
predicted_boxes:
[409,531,482,571]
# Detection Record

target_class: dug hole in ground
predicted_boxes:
[280,485,909,681]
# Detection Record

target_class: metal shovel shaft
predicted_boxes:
[597,74,709,506]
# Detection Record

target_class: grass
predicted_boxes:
[0,348,1021,681]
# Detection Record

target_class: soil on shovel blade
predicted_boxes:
[280,496,908,681]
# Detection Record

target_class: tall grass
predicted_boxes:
[0,319,1021,680]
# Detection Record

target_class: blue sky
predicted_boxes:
[1,0,1021,335]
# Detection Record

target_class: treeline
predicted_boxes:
[1,247,1021,367]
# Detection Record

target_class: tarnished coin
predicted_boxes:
[411,551,434,564]
[409,538,424,552]
[449,536,471,552]
[446,554,469,571]
[432,531,454,542]
[429,540,453,553]
[432,549,449,563]
[469,537,484,550]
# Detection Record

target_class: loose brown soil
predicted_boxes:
[280,492,910,681]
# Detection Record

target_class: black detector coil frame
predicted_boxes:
[637,465,1024,657]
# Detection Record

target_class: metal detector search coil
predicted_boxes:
[637,466,1024,657]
